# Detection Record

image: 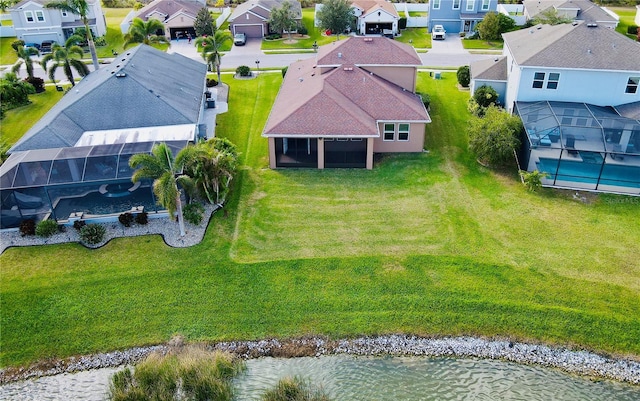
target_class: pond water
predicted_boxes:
[1,356,639,401]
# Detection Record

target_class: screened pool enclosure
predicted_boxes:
[0,141,188,229]
[515,101,640,195]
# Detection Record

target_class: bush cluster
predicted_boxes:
[80,224,106,245]
[183,202,205,225]
[118,212,134,227]
[236,65,251,77]
[73,220,86,231]
[265,33,282,40]
[206,78,218,87]
[135,212,148,225]
[19,219,36,237]
[35,219,59,237]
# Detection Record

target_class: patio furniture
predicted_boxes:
[565,134,578,155]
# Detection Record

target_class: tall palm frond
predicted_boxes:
[46,0,99,70]
[124,18,169,48]
[194,30,231,84]
[41,35,89,86]
[11,46,39,79]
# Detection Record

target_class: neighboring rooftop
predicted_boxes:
[523,0,618,25]
[351,0,398,17]
[502,21,640,71]
[229,0,302,21]
[11,45,207,153]
[470,57,507,81]
[317,36,421,66]
[135,0,204,21]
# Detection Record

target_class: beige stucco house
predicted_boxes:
[133,0,205,40]
[263,37,430,169]
[228,0,302,38]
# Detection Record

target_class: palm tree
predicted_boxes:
[177,138,238,205]
[129,143,192,236]
[11,46,39,79]
[194,30,231,84]
[124,18,169,48]
[41,35,90,87]
[46,0,100,70]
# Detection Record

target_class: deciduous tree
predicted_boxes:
[194,7,215,37]
[468,105,522,166]
[269,0,298,40]
[316,0,354,39]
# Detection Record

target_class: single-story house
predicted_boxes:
[0,45,214,229]
[262,37,430,169]
[228,0,302,38]
[522,0,619,29]
[132,0,206,40]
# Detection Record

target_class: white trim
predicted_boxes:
[24,10,34,23]
[466,0,475,11]
[35,10,45,22]
[453,0,461,10]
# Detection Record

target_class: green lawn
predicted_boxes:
[1,72,639,369]
[610,6,637,40]
[0,88,66,145]
[395,28,432,49]
[261,8,339,50]
[0,36,18,65]
[461,39,503,50]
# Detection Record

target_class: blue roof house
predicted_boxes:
[428,0,498,34]
[470,22,640,195]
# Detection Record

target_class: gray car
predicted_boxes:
[234,33,246,46]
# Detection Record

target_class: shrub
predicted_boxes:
[135,211,148,225]
[297,24,308,35]
[282,66,288,77]
[468,105,522,166]
[628,25,638,35]
[19,219,36,237]
[398,17,407,30]
[11,40,25,53]
[206,78,218,87]
[473,85,499,108]
[94,36,107,46]
[265,33,282,40]
[416,92,430,109]
[457,65,470,87]
[520,170,549,192]
[118,212,134,227]
[23,76,45,93]
[183,202,205,225]
[73,220,86,231]
[36,219,59,237]
[236,65,251,77]
[80,224,106,245]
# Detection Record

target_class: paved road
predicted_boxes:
[4,36,498,83]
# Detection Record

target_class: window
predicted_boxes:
[466,0,475,11]
[481,0,490,11]
[547,73,560,89]
[453,0,460,9]
[433,0,440,9]
[398,124,410,141]
[35,10,45,22]
[25,10,34,22]
[626,77,639,94]
[532,72,545,89]
[383,123,395,141]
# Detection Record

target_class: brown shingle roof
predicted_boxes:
[351,0,398,18]
[317,37,421,66]
[264,38,429,138]
[136,0,203,21]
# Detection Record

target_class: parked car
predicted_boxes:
[40,40,56,53]
[234,33,246,46]
[432,25,446,40]
[24,42,41,50]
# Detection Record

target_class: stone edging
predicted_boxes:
[1,335,638,385]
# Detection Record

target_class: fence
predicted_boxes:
[394,3,429,28]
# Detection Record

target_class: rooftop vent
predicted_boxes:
[587,23,598,28]
[115,72,126,78]
[299,77,303,82]
[572,21,579,26]
[343,67,353,71]
[337,52,342,58]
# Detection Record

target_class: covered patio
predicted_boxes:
[515,101,640,195]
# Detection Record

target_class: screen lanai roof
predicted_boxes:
[10,44,207,153]
[516,101,640,154]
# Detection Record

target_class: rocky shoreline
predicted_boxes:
[2,335,639,385]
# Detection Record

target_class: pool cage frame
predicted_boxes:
[515,101,640,196]
[0,141,189,229]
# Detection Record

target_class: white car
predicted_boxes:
[432,25,446,40]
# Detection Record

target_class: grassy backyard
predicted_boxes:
[610,6,638,40]
[461,38,503,50]
[1,72,639,369]
[0,88,66,144]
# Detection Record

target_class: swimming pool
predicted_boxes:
[537,158,640,189]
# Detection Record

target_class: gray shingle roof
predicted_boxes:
[11,45,207,153]
[470,57,507,81]
[502,21,640,71]
[135,0,203,21]
[229,0,302,21]
[614,101,640,120]
[523,0,617,24]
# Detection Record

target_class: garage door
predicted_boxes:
[233,24,263,38]
[22,33,58,45]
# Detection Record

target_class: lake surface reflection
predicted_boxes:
[2,356,639,400]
